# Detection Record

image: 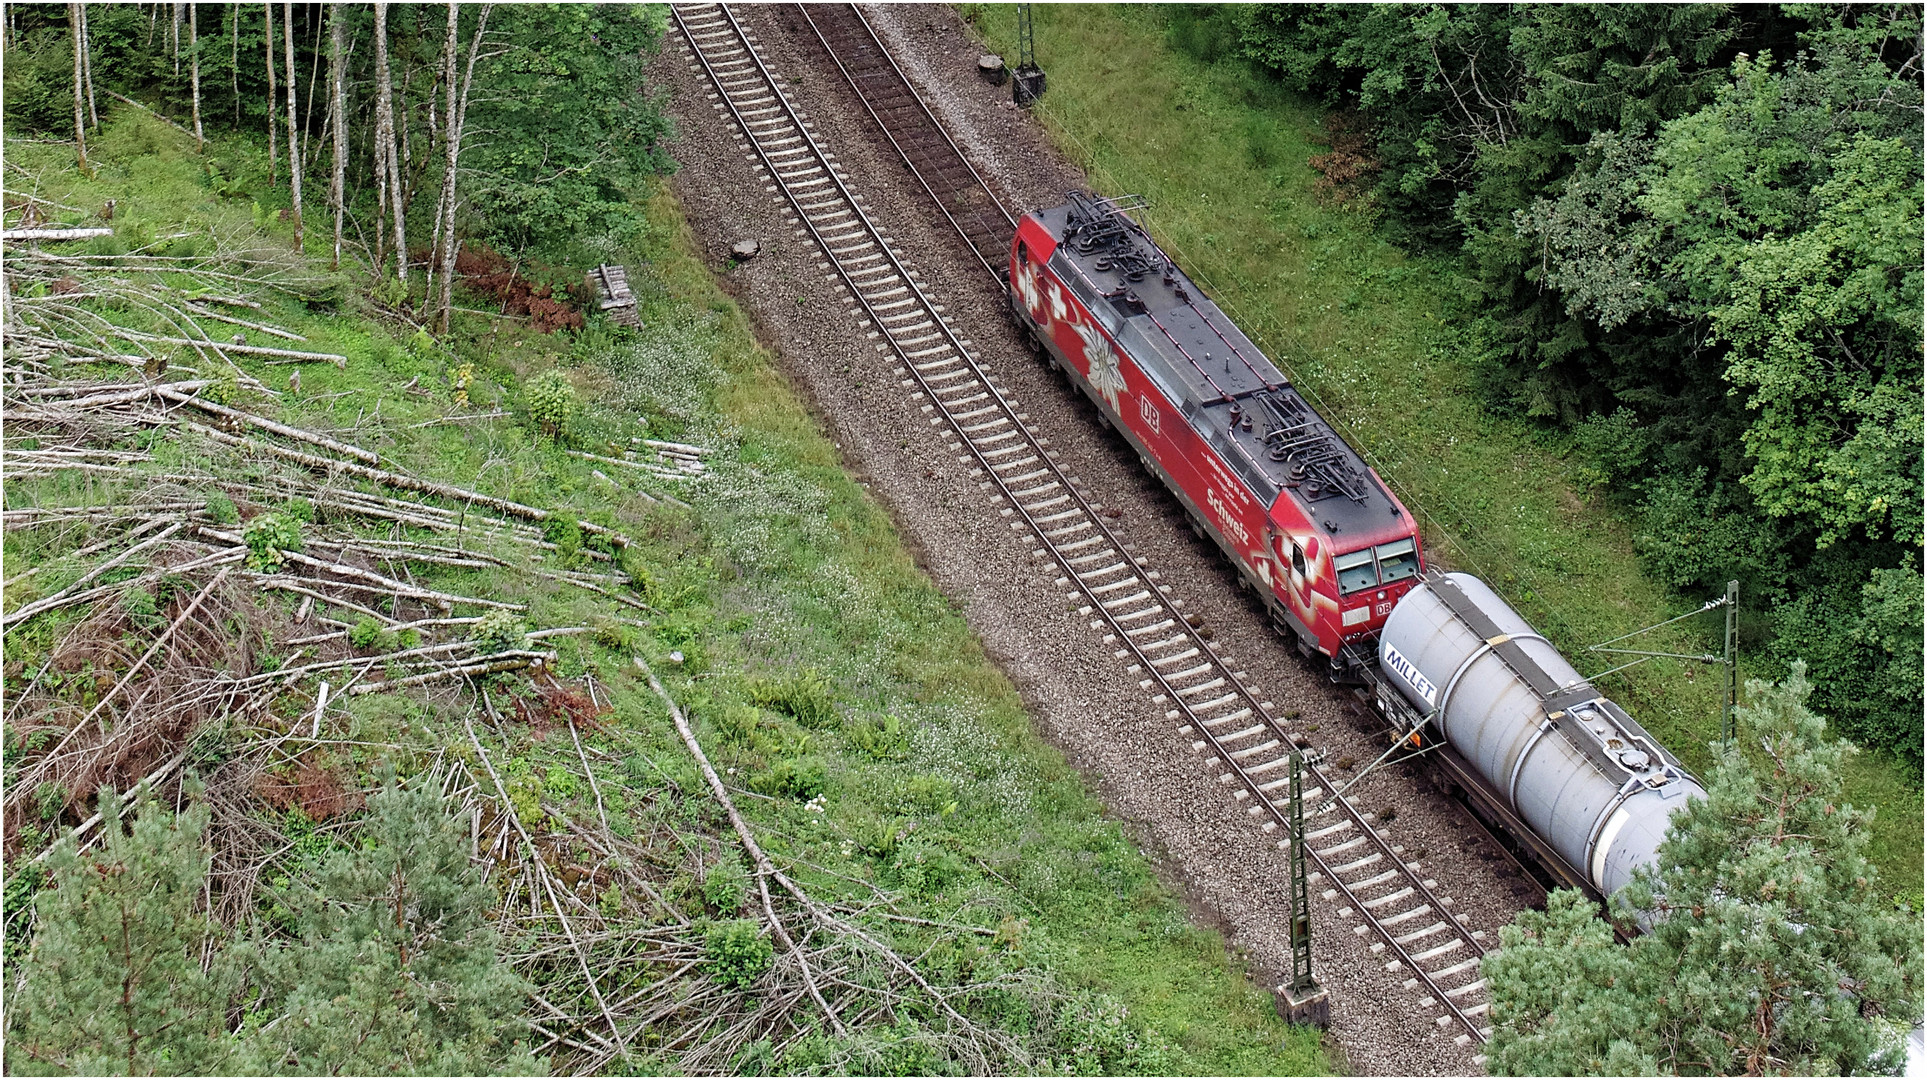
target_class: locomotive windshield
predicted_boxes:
[1376,538,1420,583]
[1334,548,1378,593]
[1335,539,1420,594]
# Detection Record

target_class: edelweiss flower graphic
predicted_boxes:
[1074,320,1127,412]
[1016,260,1043,318]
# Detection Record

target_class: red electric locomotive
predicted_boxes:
[1010,192,1423,671]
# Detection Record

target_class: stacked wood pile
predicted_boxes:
[586,262,641,328]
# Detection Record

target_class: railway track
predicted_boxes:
[671,2,1494,1048]
[794,3,1015,280]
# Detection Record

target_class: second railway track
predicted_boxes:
[671,1,1496,1049]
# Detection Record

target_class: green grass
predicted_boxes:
[968,3,1920,903]
[4,105,1329,1074]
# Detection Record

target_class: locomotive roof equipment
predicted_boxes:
[1026,195,1402,542]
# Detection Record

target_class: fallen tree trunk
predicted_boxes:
[182,420,631,547]
[152,385,378,463]
[636,654,849,1039]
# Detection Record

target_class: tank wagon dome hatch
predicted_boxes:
[1378,571,1707,900]
[1030,192,1407,546]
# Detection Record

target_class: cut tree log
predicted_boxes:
[183,302,307,341]
[124,332,346,367]
[351,650,551,695]
[461,707,625,1051]
[0,521,183,628]
[4,227,112,242]
[636,654,849,1038]
[44,566,232,764]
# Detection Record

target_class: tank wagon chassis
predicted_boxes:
[672,1,1695,1051]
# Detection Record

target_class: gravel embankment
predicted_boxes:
[650,7,1535,1073]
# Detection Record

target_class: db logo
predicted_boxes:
[1376,601,1395,617]
[1138,394,1160,434]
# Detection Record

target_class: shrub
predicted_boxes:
[590,621,634,652]
[242,514,303,572]
[897,775,957,818]
[703,919,772,989]
[749,757,827,802]
[702,856,747,914]
[747,669,838,729]
[524,370,578,441]
[121,587,162,631]
[205,492,239,525]
[887,838,970,899]
[1050,990,1181,1075]
[850,714,908,761]
[542,515,582,559]
[348,617,388,651]
[0,29,76,134]
[473,609,529,654]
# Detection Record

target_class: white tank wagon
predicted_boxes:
[1376,572,1706,898]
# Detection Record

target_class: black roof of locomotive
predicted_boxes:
[1031,195,1407,545]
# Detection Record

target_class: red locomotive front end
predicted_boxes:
[1009,193,1423,669]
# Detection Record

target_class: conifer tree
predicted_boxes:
[245,779,541,1075]
[4,791,238,1077]
[1485,664,1923,1076]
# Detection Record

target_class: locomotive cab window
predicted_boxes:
[1334,548,1378,594]
[1375,538,1419,584]
[1291,542,1306,577]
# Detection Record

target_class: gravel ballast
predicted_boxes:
[651,7,1536,1074]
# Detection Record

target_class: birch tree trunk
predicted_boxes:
[303,12,322,161]
[67,2,88,175]
[189,3,203,149]
[373,1,407,284]
[79,2,96,131]
[263,2,278,190]
[436,4,491,334]
[329,2,346,271]
[427,3,457,305]
[282,0,302,249]
[230,3,240,125]
[171,1,182,76]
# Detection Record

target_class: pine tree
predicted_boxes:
[244,779,541,1075]
[3,791,239,1077]
[1486,664,1923,1075]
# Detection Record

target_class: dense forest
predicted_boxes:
[4,1,672,305]
[1165,3,1923,767]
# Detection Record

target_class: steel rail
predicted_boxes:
[673,2,1490,1045]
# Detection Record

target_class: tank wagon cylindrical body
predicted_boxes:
[1009,193,1424,671]
[1377,572,1705,897]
